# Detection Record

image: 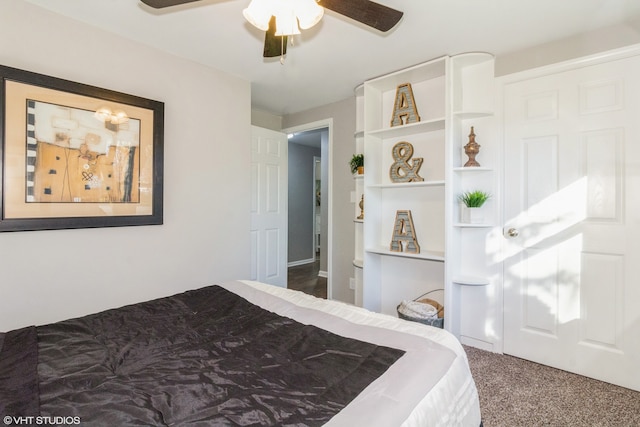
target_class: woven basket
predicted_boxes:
[397,290,444,328]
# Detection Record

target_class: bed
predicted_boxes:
[0,280,482,426]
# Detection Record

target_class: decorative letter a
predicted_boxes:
[390,83,420,127]
[390,210,420,254]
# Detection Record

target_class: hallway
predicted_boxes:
[287,260,327,299]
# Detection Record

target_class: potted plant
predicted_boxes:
[458,190,491,224]
[349,154,364,175]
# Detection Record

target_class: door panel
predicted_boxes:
[250,126,288,288]
[503,55,640,391]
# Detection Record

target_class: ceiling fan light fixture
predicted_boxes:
[243,0,273,31]
[245,0,324,36]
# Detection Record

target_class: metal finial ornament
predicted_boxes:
[463,126,481,167]
[357,194,364,220]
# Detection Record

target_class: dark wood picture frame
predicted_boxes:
[0,65,164,232]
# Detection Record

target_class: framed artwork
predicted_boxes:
[0,65,164,232]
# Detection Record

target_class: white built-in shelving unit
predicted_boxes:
[355,53,497,341]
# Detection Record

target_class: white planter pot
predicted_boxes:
[461,206,484,224]
[469,207,484,224]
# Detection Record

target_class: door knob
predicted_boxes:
[505,227,519,238]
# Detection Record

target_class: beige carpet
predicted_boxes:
[464,346,640,426]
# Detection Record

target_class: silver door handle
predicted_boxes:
[505,227,519,238]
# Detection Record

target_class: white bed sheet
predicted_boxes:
[221,280,482,427]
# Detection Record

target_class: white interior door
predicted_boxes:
[503,54,640,391]
[250,126,288,288]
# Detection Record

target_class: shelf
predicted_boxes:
[452,276,490,286]
[453,222,492,228]
[365,247,445,262]
[353,174,364,180]
[367,117,446,139]
[353,259,363,269]
[354,130,364,138]
[453,110,493,119]
[453,167,492,172]
[354,219,363,223]
[368,180,445,189]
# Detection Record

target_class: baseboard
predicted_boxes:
[318,270,328,278]
[460,335,494,352]
[287,258,315,268]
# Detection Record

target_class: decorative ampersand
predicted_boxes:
[389,141,424,183]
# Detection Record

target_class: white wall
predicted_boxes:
[496,20,640,76]
[251,108,282,131]
[283,97,356,304]
[0,2,251,331]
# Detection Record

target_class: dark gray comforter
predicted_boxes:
[0,285,404,426]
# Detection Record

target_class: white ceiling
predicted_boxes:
[25,0,640,115]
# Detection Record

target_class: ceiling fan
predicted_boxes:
[140,0,403,58]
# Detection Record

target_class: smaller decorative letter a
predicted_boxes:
[390,210,420,254]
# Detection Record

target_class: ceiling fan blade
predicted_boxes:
[318,0,403,32]
[140,0,201,8]
[263,16,288,58]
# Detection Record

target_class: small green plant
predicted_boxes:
[458,191,491,208]
[349,154,364,174]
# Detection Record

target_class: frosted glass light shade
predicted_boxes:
[296,0,324,30]
[274,7,301,36]
[243,0,273,31]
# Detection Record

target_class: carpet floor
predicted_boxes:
[464,346,640,426]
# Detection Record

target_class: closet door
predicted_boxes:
[503,54,640,391]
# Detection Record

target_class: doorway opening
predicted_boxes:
[284,120,332,299]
